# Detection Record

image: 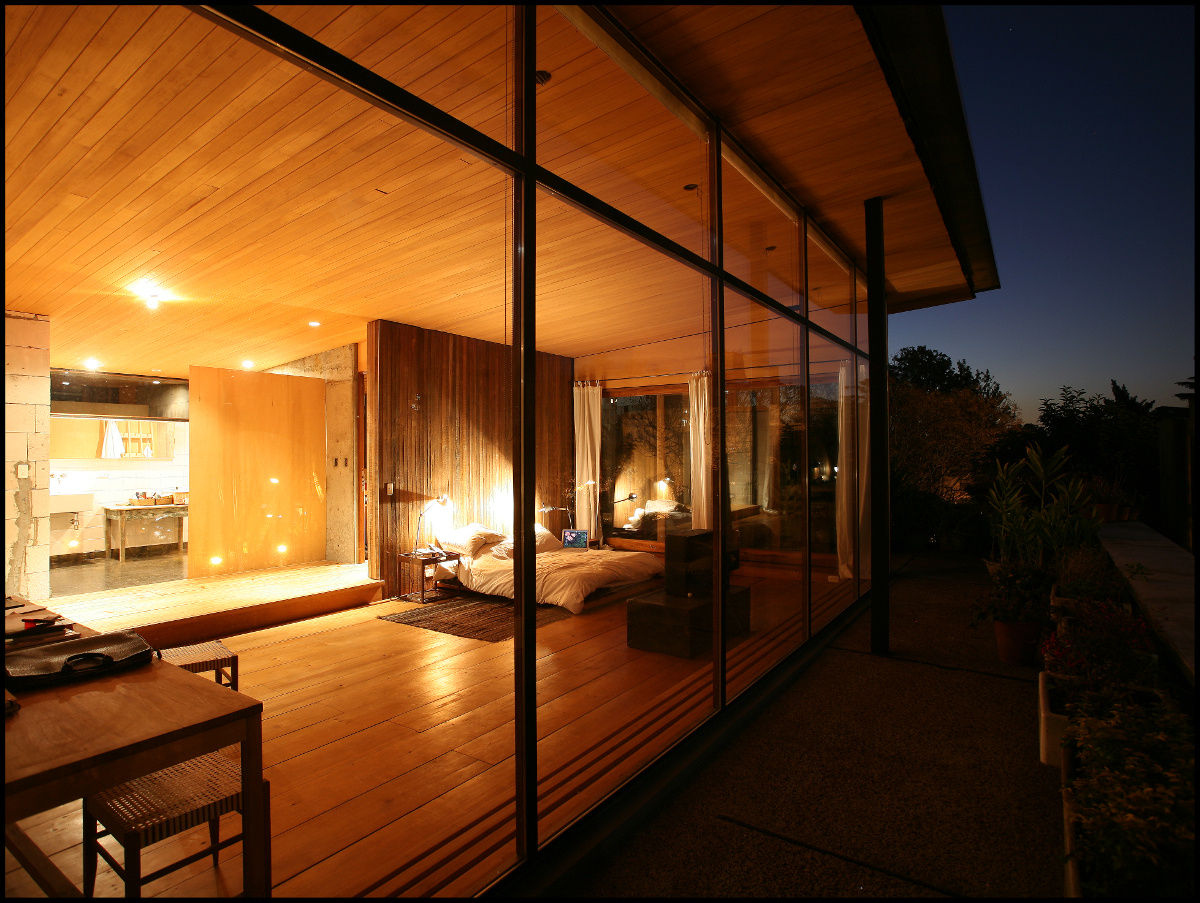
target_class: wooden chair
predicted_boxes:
[82,747,259,898]
[159,640,239,692]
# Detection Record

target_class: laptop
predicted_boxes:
[561,529,589,551]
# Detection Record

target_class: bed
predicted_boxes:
[434,523,663,614]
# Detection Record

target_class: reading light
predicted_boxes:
[414,494,451,553]
[276,544,288,553]
[614,493,638,504]
[152,380,160,385]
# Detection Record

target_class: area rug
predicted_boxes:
[377,596,571,642]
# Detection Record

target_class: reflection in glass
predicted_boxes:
[809,335,859,632]
[807,227,854,345]
[721,157,801,309]
[723,290,808,699]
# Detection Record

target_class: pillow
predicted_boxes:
[490,524,562,558]
[534,521,562,553]
[435,522,505,558]
[645,498,682,515]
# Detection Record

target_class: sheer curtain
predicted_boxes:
[836,362,854,578]
[857,360,871,575]
[573,382,601,539]
[688,371,711,529]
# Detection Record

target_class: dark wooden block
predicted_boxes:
[626,585,752,658]
[665,529,713,597]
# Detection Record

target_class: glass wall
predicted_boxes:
[723,288,809,698]
[808,333,860,632]
[535,189,716,843]
[807,228,855,346]
[721,157,802,310]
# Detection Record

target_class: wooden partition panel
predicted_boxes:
[189,366,327,578]
[367,321,574,597]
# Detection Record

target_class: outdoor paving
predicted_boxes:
[549,551,1064,898]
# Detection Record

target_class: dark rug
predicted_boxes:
[377,596,572,642]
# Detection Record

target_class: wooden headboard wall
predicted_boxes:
[366,320,574,597]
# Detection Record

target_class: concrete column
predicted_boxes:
[6,311,51,600]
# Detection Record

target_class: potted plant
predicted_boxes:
[1061,696,1194,897]
[975,561,1052,665]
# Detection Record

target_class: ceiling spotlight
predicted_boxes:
[152,380,160,385]
[534,70,552,86]
[84,358,101,370]
[127,277,172,308]
[308,320,321,327]
[241,360,254,369]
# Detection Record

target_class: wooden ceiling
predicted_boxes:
[5,5,995,380]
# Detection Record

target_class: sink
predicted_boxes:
[49,493,94,513]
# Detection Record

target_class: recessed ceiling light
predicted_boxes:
[152,380,160,385]
[309,321,321,327]
[126,277,173,309]
[241,360,254,369]
[84,358,101,370]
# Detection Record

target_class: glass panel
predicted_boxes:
[11,7,518,894]
[723,288,809,699]
[537,7,710,257]
[807,228,854,345]
[266,4,515,149]
[809,333,858,632]
[854,269,869,352]
[721,157,801,310]
[857,356,872,596]
[536,190,715,842]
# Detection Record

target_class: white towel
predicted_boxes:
[101,420,124,458]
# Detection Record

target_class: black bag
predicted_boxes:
[5,631,159,689]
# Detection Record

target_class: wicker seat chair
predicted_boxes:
[159,640,239,692]
[82,747,250,897]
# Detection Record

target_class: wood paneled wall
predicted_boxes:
[188,366,327,578]
[367,321,574,597]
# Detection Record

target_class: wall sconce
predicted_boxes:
[538,506,574,528]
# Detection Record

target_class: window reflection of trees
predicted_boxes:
[600,394,690,536]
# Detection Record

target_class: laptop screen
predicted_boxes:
[561,529,589,549]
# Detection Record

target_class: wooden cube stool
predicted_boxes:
[82,748,251,897]
[160,640,238,692]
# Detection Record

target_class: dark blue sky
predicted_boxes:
[888,5,1195,422]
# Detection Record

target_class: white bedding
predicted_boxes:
[455,544,663,614]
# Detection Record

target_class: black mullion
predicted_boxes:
[512,4,538,862]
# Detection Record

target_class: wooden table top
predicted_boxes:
[5,658,260,796]
[103,503,188,512]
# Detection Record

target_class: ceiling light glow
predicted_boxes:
[84,358,101,370]
[127,277,173,308]
[309,321,321,327]
[241,360,254,369]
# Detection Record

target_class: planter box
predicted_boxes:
[994,619,1041,665]
[1061,745,1082,897]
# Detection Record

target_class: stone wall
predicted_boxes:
[5,311,51,600]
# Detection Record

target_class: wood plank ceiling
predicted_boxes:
[5,5,985,380]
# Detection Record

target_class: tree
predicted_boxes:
[888,346,1021,551]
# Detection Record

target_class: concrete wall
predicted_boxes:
[5,312,51,600]
[268,344,359,563]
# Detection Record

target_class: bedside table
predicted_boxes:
[398,550,461,603]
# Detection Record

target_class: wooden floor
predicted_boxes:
[46,561,384,648]
[7,570,847,898]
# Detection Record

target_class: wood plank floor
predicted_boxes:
[6,572,846,898]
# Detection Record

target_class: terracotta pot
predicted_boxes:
[994,619,1041,665]
[1092,502,1118,523]
[1038,670,1079,767]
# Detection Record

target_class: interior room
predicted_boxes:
[5,5,997,898]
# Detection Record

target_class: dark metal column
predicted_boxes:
[512,4,538,860]
[866,197,890,654]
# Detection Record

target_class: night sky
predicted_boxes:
[888,5,1195,422]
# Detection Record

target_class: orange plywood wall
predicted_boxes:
[188,366,327,577]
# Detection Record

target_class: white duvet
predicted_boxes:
[455,545,663,614]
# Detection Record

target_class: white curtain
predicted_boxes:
[101,419,124,459]
[688,371,711,530]
[573,383,601,539]
[836,362,854,578]
[857,360,871,577]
